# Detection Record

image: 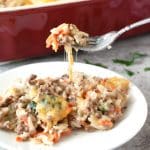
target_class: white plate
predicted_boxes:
[0,62,147,150]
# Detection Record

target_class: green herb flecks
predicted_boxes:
[41,99,48,105]
[113,52,147,66]
[84,59,108,68]
[28,101,36,112]
[56,102,62,109]
[50,95,56,101]
[99,106,107,114]
[113,59,132,66]
[132,52,147,58]
[124,69,135,76]
[144,67,150,71]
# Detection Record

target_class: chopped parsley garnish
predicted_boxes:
[84,59,108,68]
[113,52,147,66]
[124,69,135,76]
[28,101,36,112]
[50,95,56,101]
[132,52,147,58]
[144,67,150,71]
[100,107,107,114]
[56,102,62,109]
[113,59,133,66]
[41,99,48,105]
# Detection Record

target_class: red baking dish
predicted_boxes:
[0,0,150,61]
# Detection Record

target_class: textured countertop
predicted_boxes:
[0,34,149,150]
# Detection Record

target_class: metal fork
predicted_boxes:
[75,18,150,52]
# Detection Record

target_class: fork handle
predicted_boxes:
[117,18,150,36]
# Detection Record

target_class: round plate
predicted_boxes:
[0,62,147,150]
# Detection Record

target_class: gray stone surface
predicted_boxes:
[0,34,149,150]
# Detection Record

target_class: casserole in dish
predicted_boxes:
[0,0,150,61]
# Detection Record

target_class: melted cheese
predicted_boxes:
[36,95,70,129]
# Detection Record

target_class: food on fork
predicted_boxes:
[46,23,89,80]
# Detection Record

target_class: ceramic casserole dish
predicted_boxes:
[0,0,150,61]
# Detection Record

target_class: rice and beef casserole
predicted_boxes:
[0,72,129,144]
